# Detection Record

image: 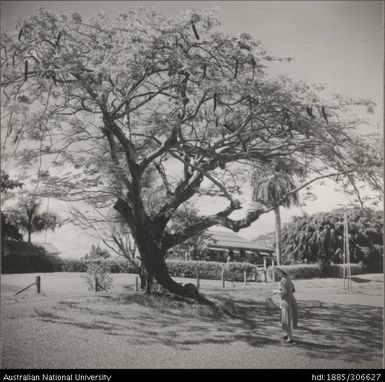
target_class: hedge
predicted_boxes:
[166,260,258,282]
[321,263,363,278]
[59,258,258,281]
[267,264,321,280]
[60,257,139,273]
[59,257,365,280]
[2,242,64,274]
[61,258,88,272]
[266,263,364,280]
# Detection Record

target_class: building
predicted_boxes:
[205,229,275,265]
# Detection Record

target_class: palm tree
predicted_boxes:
[7,195,61,243]
[251,167,300,265]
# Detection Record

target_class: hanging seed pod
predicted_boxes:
[55,31,62,46]
[213,93,217,111]
[251,57,256,79]
[234,59,238,79]
[306,106,315,119]
[321,106,329,124]
[191,21,200,40]
[52,75,57,86]
[12,54,15,68]
[18,28,23,41]
[24,60,28,82]
[202,64,206,79]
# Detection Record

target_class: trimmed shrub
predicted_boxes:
[266,263,364,280]
[2,241,63,273]
[61,256,139,273]
[61,258,88,272]
[83,260,113,291]
[356,244,383,273]
[321,263,364,278]
[166,260,258,282]
[267,264,321,280]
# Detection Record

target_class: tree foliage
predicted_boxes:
[276,208,383,271]
[6,195,61,242]
[1,171,24,241]
[1,8,382,295]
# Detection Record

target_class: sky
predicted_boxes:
[1,1,383,258]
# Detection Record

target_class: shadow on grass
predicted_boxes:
[33,292,382,364]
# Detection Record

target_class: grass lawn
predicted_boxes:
[1,272,383,369]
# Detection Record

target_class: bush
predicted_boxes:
[356,245,383,273]
[2,241,63,273]
[267,264,321,280]
[83,259,113,291]
[266,263,364,280]
[321,263,364,278]
[166,260,258,282]
[61,256,139,274]
[61,258,88,272]
[259,208,383,267]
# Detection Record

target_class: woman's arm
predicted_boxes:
[280,278,289,297]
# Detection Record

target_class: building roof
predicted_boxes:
[32,242,61,254]
[207,230,274,253]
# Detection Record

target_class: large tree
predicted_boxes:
[278,208,383,272]
[1,9,382,297]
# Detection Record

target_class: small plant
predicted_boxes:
[83,260,113,292]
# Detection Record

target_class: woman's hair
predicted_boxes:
[275,267,290,278]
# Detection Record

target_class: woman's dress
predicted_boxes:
[280,276,298,330]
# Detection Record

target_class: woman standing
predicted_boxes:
[273,267,298,344]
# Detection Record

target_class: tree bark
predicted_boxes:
[114,198,208,302]
[27,230,31,243]
[274,206,281,266]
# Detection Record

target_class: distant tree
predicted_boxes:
[1,8,382,298]
[6,195,61,243]
[1,171,23,241]
[277,208,383,271]
[1,213,23,241]
[1,171,23,193]
[251,163,300,265]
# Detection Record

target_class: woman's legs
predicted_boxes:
[286,327,293,341]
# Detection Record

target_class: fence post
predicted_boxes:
[135,276,139,291]
[196,273,200,289]
[244,270,247,286]
[263,258,267,283]
[35,276,41,294]
[222,269,225,288]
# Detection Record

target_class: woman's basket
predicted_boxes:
[265,295,280,310]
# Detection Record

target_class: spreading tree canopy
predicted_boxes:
[276,208,383,272]
[1,8,382,297]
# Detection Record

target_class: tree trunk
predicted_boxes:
[114,198,202,301]
[136,234,203,299]
[138,263,149,290]
[27,230,32,243]
[274,206,281,266]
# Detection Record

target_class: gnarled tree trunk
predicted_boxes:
[114,198,201,300]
